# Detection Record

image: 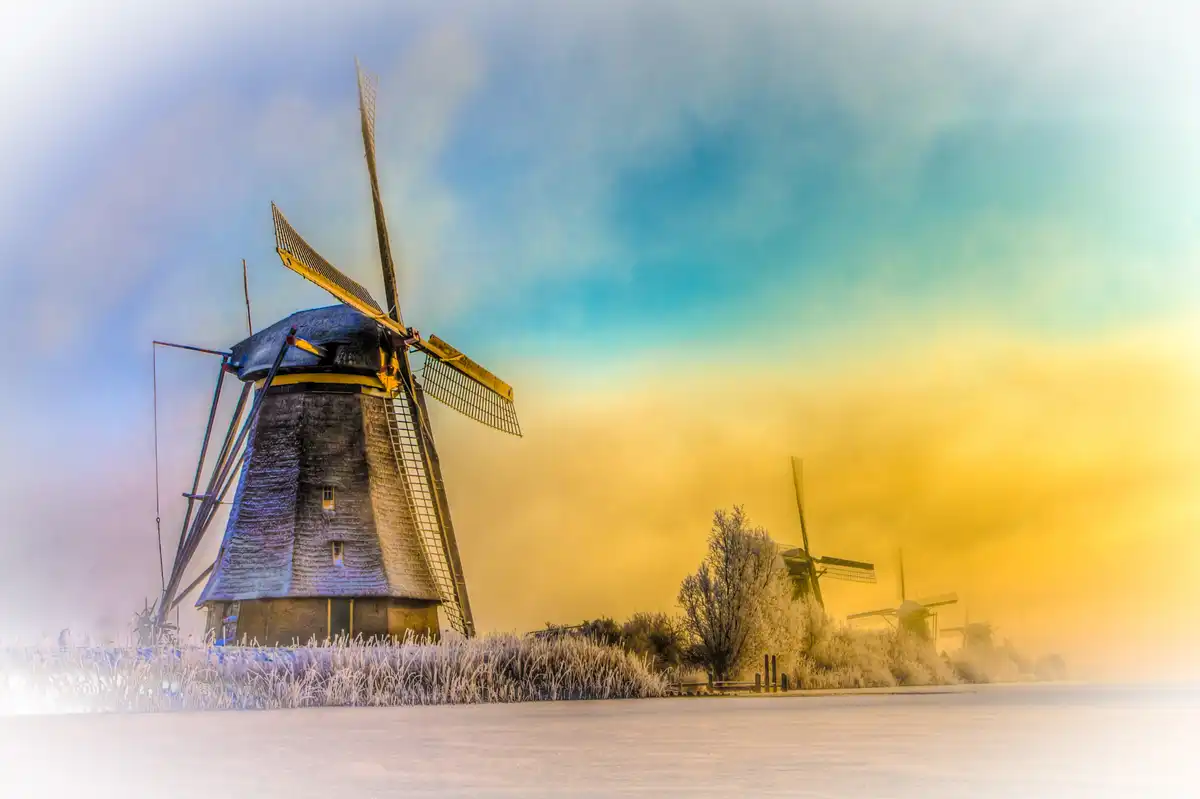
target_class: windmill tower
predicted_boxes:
[778,457,876,608]
[846,549,957,640]
[151,61,520,644]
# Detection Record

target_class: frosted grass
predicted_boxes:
[0,633,667,715]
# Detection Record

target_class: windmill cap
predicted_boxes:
[229,305,388,382]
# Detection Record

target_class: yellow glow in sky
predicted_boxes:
[434,323,1200,682]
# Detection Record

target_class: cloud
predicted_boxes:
[380,0,1200,332]
[1,21,490,348]
[6,0,1197,342]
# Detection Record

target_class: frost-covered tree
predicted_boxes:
[677,506,787,681]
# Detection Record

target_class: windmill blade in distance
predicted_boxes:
[271,203,404,336]
[916,592,959,610]
[417,335,522,436]
[816,555,877,583]
[846,607,898,620]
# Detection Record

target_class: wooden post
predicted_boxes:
[755,673,761,693]
[771,655,778,691]
[764,654,770,689]
[781,673,789,692]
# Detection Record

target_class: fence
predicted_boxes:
[669,653,791,695]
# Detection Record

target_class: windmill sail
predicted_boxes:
[846,606,898,620]
[385,390,475,636]
[356,59,403,324]
[789,456,823,607]
[915,592,959,609]
[419,335,522,436]
[816,555,878,583]
[272,204,522,436]
[847,591,957,623]
[271,203,401,333]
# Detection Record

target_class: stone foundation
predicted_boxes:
[203,597,439,646]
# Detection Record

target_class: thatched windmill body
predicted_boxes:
[152,62,520,644]
[778,457,876,608]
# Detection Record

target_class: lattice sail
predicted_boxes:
[357,60,380,166]
[271,203,403,334]
[817,555,877,584]
[383,391,475,637]
[915,593,959,610]
[419,337,522,437]
[355,59,403,323]
[846,606,898,620]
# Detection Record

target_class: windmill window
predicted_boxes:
[322,486,335,511]
[331,541,345,566]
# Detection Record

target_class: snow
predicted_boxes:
[0,683,1194,798]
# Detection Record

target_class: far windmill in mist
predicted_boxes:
[846,549,958,639]
[939,605,995,651]
[777,457,877,609]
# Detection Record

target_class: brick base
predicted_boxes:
[203,597,440,646]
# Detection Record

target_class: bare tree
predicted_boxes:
[678,506,783,681]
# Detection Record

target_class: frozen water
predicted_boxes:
[0,683,1194,798]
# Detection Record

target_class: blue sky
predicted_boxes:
[1,1,1197,671]
[3,1,1195,357]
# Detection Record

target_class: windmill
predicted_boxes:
[939,606,994,651]
[846,549,957,639]
[151,60,520,643]
[777,457,876,608]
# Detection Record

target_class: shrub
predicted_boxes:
[785,598,959,689]
[578,617,624,648]
[620,612,687,675]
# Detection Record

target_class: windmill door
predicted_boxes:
[329,599,352,639]
[222,601,240,645]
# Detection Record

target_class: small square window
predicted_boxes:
[331,541,344,566]
[322,486,335,511]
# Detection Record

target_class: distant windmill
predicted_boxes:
[939,606,995,650]
[846,549,957,639]
[777,457,876,609]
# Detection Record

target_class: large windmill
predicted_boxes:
[846,549,957,639]
[151,61,519,643]
[777,457,876,608]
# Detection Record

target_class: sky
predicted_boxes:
[0,0,1197,681]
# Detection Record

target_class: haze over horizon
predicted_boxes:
[1,1,1196,682]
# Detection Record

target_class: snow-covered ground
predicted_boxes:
[0,683,1194,797]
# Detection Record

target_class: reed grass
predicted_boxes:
[0,633,667,715]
